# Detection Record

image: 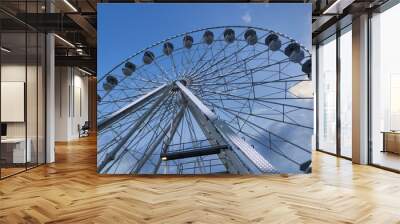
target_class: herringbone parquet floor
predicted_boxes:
[1,136,400,224]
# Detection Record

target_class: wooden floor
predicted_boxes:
[0,167,26,178]
[1,136,400,224]
[372,150,400,171]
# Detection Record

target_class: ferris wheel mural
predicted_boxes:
[97,26,313,175]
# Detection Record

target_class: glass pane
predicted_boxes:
[38,32,45,165]
[26,0,40,169]
[318,35,337,154]
[371,3,400,171]
[0,1,46,178]
[1,30,27,177]
[340,27,352,158]
[27,31,38,169]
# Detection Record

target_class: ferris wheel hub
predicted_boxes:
[179,79,188,86]
[171,79,189,92]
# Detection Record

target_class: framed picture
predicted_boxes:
[97,3,313,175]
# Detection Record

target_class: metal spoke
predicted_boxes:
[98,26,313,174]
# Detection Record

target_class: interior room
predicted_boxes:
[0,8,46,178]
[0,0,96,179]
[0,0,399,223]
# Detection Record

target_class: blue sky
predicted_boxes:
[98,3,311,77]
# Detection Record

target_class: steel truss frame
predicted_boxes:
[98,81,278,174]
[176,81,277,174]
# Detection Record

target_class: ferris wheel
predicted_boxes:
[97,26,313,175]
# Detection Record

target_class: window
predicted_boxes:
[317,35,337,154]
[339,26,352,158]
[370,2,400,171]
[317,24,353,158]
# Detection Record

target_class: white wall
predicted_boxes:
[55,67,89,141]
[1,64,38,137]
[55,67,69,141]
[1,63,46,164]
[71,72,89,138]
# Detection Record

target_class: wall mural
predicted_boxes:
[97,3,313,175]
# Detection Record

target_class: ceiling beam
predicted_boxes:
[55,55,96,72]
[323,0,356,14]
[67,13,97,46]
